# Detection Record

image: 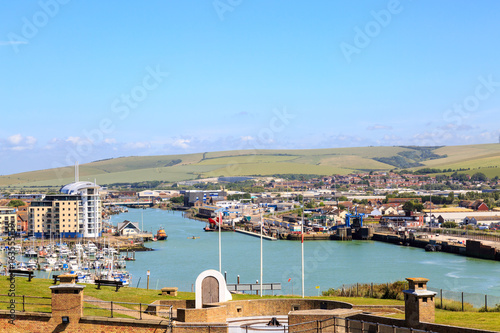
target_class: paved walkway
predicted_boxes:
[83,295,166,320]
[431,234,500,250]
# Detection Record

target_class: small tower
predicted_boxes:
[403,277,436,328]
[49,274,85,326]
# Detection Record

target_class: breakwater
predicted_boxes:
[234,228,277,241]
[372,232,500,261]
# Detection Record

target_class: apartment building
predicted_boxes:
[29,181,101,239]
[0,206,17,235]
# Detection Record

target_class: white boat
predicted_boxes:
[24,248,38,257]
[59,247,70,257]
[85,242,98,255]
[75,270,95,284]
[26,260,38,270]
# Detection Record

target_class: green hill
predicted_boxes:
[1,144,500,188]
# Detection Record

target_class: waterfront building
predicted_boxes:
[9,193,46,200]
[0,206,16,235]
[28,181,101,239]
[183,190,227,207]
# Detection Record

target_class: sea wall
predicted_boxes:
[372,233,500,262]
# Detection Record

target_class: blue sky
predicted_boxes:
[1,0,500,174]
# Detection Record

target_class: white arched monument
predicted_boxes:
[195,269,232,309]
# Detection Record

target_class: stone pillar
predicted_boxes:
[49,274,85,326]
[403,277,436,328]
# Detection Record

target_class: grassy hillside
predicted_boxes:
[1,144,500,187]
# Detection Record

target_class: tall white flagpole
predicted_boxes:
[260,213,263,297]
[219,211,222,273]
[301,206,304,298]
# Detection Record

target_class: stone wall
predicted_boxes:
[222,299,352,319]
[288,309,361,333]
[352,314,500,333]
[146,299,195,315]
[177,305,227,323]
[466,240,499,260]
[0,312,226,333]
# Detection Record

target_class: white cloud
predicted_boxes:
[367,124,393,131]
[104,138,116,144]
[65,136,97,146]
[7,134,23,145]
[4,134,37,151]
[124,141,151,149]
[172,139,190,149]
[66,136,84,145]
[241,136,254,142]
[26,136,37,145]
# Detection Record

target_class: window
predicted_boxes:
[418,283,423,288]
[423,297,427,303]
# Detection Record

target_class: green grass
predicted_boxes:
[435,298,476,312]
[196,155,299,165]
[3,144,500,186]
[434,309,500,331]
[203,162,355,177]
[83,301,135,318]
[0,276,52,312]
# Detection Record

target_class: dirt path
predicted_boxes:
[83,295,168,321]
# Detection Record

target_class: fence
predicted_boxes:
[428,287,500,310]
[322,282,407,299]
[220,317,439,333]
[0,294,51,313]
[288,317,437,333]
[322,282,500,311]
[422,227,500,242]
[83,299,172,321]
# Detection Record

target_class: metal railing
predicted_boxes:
[83,299,172,322]
[421,227,500,242]
[287,317,436,333]
[322,281,500,311]
[0,294,51,313]
[429,287,500,310]
[176,317,437,332]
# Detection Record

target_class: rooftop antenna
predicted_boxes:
[75,161,79,182]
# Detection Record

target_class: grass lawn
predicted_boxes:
[434,309,500,331]
[385,309,500,332]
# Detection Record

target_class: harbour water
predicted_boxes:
[113,208,500,297]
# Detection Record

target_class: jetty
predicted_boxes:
[234,228,277,241]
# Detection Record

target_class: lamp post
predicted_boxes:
[301,205,304,298]
[260,213,263,297]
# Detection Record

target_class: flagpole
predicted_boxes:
[219,211,222,273]
[260,213,263,297]
[301,205,304,298]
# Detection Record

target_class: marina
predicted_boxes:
[108,208,500,297]
[2,207,500,298]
